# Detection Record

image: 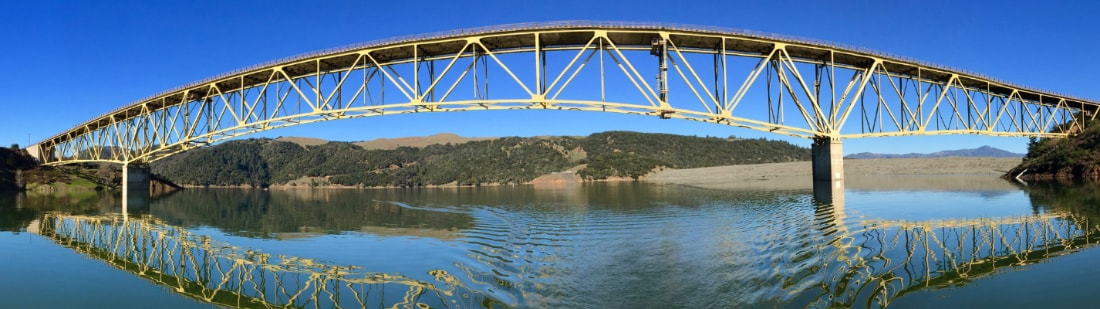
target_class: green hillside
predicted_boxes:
[1007,120,1100,180]
[152,131,810,187]
[0,145,36,190]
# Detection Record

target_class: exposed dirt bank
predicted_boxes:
[644,158,1022,191]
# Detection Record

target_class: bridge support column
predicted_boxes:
[812,137,845,206]
[812,137,843,181]
[122,164,150,215]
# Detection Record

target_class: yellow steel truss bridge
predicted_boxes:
[27,22,1100,166]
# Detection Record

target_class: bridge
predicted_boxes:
[26,21,1100,193]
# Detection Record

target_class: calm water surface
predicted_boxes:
[2,178,1100,308]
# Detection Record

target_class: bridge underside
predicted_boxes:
[29,22,1099,192]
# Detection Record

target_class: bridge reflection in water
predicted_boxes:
[804,178,1100,307]
[816,211,1092,307]
[22,183,1100,308]
[33,213,493,309]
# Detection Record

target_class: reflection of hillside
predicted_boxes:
[1024,182,1100,220]
[0,194,37,232]
[150,189,474,239]
[149,184,735,239]
[847,175,1018,194]
[0,192,118,231]
[384,182,809,212]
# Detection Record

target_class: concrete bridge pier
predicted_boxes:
[812,137,844,182]
[811,137,845,205]
[121,164,150,215]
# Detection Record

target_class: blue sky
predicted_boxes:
[1,0,1097,154]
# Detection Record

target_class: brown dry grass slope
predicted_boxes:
[644,157,1021,190]
[354,133,493,150]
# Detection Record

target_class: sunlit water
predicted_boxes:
[3,178,1100,308]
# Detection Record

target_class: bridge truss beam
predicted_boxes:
[34,23,1097,165]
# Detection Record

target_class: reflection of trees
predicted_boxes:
[1024,181,1100,221]
[150,189,475,239]
[146,184,729,240]
[0,192,117,231]
[34,213,503,309]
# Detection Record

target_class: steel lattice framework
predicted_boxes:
[32,22,1100,165]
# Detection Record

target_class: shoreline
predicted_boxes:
[643,157,1022,191]
[174,157,1023,192]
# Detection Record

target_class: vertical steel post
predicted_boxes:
[651,37,671,118]
[651,38,667,103]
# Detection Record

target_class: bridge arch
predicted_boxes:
[32,21,1098,165]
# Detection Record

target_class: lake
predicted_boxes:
[2,177,1100,308]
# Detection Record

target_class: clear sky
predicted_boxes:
[2,0,1097,155]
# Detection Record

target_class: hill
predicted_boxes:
[1006,120,1100,180]
[846,146,1023,159]
[0,145,169,193]
[275,137,328,147]
[0,146,37,190]
[278,134,492,150]
[353,133,493,150]
[151,131,810,188]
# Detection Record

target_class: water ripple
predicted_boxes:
[450,189,830,308]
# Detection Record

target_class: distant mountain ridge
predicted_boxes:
[845,146,1023,159]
